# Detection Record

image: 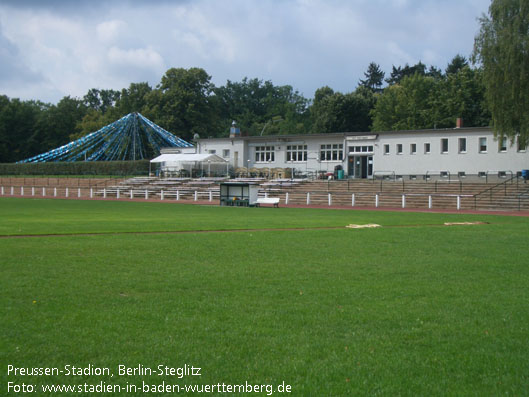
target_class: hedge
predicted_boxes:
[0,160,151,176]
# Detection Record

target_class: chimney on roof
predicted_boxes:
[456,117,463,128]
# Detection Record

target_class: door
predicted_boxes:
[349,155,373,179]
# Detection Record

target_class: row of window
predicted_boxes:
[253,144,345,163]
[212,136,527,161]
[384,137,527,155]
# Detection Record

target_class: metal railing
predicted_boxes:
[473,175,519,209]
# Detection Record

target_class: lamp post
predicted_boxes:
[247,159,251,178]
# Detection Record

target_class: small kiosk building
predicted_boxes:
[219,182,259,206]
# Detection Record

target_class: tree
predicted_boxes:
[83,88,120,114]
[359,62,385,92]
[446,54,468,75]
[434,66,490,128]
[215,77,309,136]
[385,62,427,85]
[0,97,44,162]
[144,67,219,141]
[473,0,529,142]
[371,74,438,131]
[311,87,375,133]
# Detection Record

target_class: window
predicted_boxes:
[396,144,403,154]
[441,138,449,153]
[458,138,467,153]
[384,144,390,155]
[499,137,507,152]
[348,145,374,153]
[518,136,527,152]
[410,143,416,154]
[286,145,307,162]
[424,143,431,154]
[208,149,216,154]
[458,171,466,178]
[222,149,230,158]
[255,146,275,162]
[479,137,487,153]
[320,144,343,161]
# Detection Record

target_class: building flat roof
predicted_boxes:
[197,126,493,142]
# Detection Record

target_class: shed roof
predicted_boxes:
[150,153,227,163]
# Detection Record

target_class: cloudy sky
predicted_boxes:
[0,0,491,103]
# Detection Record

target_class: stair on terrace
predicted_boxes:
[96,176,529,211]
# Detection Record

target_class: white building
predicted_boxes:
[196,123,529,179]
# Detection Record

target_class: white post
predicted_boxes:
[351,193,355,207]
[32,187,35,196]
[285,192,289,205]
[457,195,461,210]
[90,188,93,198]
[306,192,310,205]
[428,195,432,209]
[65,187,69,198]
[375,194,379,208]
[264,191,268,198]
[402,194,406,208]
[176,190,180,201]
[103,188,107,198]
[54,187,57,197]
[1,186,4,195]
[209,190,212,202]
[42,187,46,196]
[161,190,164,200]
[145,189,148,200]
[116,189,120,199]
[328,193,332,206]
[21,187,24,196]
[130,189,133,199]
[10,186,14,195]
[194,191,198,201]
[78,188,81,198]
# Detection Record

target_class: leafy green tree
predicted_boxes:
[372,74,438,131]
[359,62,385,93]
[215,77,309,136]
[0,97,44,162]
[83,88,121,114]
[311,87,375,133]
[446,54,469,75]
[115,82,152,115]
[385,62,427,85]
[433,66,490,128]
[473,0,529,141]
[34,96,87,149]
[144,68,219,141]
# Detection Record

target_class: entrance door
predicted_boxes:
[348,155,373,179]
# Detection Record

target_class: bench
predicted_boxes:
[255,197,280,208]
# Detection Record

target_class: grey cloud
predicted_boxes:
[0,23,45,87]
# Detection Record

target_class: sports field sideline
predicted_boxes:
[1,198,528,395]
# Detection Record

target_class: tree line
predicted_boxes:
[0,55,490,163]
[2,0,527,163]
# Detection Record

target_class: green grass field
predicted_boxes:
[1,198,528,396]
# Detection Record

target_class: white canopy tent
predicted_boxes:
[150,153,228,177]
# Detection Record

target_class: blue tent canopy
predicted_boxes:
[18,112,193,163]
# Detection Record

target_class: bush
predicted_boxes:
[0,160,150,176]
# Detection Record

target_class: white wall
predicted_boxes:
[374,129,529,175]
[197,128,529,177]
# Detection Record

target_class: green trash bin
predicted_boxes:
[337,170,344,180]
